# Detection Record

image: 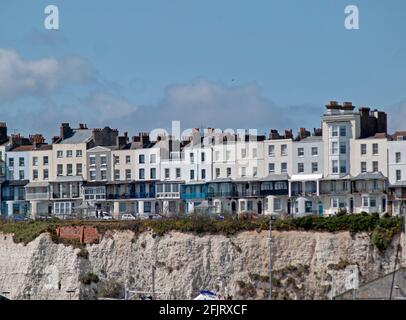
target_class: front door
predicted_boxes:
[231,201,236,214]
[318,202,323,216]
[382,197,386,213]
[257,201,262,214]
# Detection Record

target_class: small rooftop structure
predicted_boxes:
[390,131,406,141]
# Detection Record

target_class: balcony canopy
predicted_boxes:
[260,173,290,182]
[157,180,185,184]
[389,181,406,187]
[25,181,50,188]
[106,180,135,185]
[2,179,29,187]
[233,177,261,183]
[83,181,107,187]
[352,172,386,181]
[322,174,352,180]
[290,174,323,182]
[210,178,233,183]
[53,176,84,182]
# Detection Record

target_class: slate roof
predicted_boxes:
[59,130,93,144]
[352,172,386,180]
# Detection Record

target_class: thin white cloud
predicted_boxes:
[82,92,138,122]
[131,79,321,133]
[0,48,96,102]
[0,50,321,140]
[388,100,406,132]
[23,28,68,47]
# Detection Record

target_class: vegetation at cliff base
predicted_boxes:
[0,213,402,251]
[77,248,89,259]
[96,279,125,299]
[80,272,99,285]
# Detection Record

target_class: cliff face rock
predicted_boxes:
[0,230,403,300]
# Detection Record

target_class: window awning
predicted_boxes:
[290,174,323,182]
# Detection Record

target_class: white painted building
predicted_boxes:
[290,136,324,216]
[263,138,292,176]
[387,133,406,215]
[320,102,388,215]
[25,145,53,218]
[3,146,30,216]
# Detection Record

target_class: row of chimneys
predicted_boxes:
[326,101,384,115]
[116,132,151,148]
[9,133,46,148]
[326,101,355,110]
[269,128,322,140]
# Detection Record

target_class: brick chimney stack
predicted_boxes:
[284,129,293,139]
[117,131,129,148]
[269,129,281,140]
[29,134,46,148]
[326,100,341,110]
[297,128,311,140]
[0,122,7,145]
[60,123,73,141]
[313,128,322,136]
[131,132,151,147]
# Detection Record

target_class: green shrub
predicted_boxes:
[80,272,99,285]
[249,273,269,282]
[97,279,124,299]
[236,280,256,298]
[371,226,397,251]
[77,248,89,259]
[336,208,347,217]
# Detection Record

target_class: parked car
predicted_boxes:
[148,214,162,220]
[136,213,161,220]
[10,215,29,222]
[137,213,150,220]
[121,213,136,220]
[37,215,59,221]
[101,213,113,220]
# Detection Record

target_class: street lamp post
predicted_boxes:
[1,291,10,300]
[269,216,272,300]
[66,290,75,300]
[404,212,406,268]
[152,265,156,300]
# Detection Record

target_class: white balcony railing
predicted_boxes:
[25,192,50,200]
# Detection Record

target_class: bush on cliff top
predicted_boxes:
[0,214,402,250]
[272,212,394,233]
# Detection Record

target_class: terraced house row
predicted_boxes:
[1,100,406,219]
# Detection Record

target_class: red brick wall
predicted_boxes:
[83,227,100,244]
[56,226,100,244]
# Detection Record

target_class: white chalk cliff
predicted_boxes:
[0,230,403,300]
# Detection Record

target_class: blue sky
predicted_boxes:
[0,0,405,139]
